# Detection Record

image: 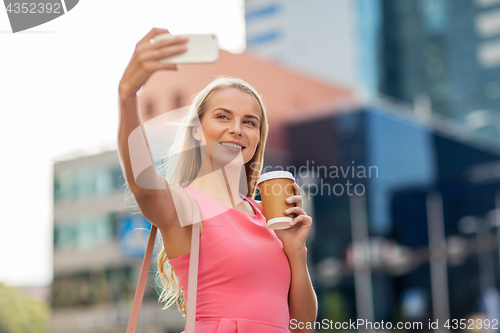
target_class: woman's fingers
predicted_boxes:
[137,36,188,53]
[154,36,189,48]
[134,33,188,71]
[137,43,188,64]
[286,196,302,208]
[137,27,170,47]
[289,214,312,227]
[284,206,304,216]
[140,61,178,72]
[285,183,302,205]
[119,28,184,97]
[293,182,301,197]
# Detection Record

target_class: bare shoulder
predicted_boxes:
[166,184,203,227]
[160,185,203,260]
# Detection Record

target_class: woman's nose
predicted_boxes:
[228,123,242,135]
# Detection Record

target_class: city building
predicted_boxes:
[244,0,500,137]
[391,177,500,322]
[51,150,187,333]
[377,0,500,122]
[287,100,500,322]
[244,0,359,90]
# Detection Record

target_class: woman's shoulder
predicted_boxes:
[167,184,202,226]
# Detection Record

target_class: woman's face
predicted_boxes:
[193,87,262,166]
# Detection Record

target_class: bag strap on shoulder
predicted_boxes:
[126,194,201,332]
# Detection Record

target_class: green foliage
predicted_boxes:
[318,290,349,332]
[0,283,50,333]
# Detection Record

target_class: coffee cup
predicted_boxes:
[257,171,296,230]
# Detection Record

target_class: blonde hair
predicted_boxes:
[156,76,269,316]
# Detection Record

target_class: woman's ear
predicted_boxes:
[192,125,201,142]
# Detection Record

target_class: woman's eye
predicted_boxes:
[217,114,255,127]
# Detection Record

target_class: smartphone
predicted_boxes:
[153,33,219,64]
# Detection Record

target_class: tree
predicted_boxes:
[0,283,50,333]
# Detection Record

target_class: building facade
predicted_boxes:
[245,0,500,139]
[287,102,500,323]
[50,150,186,333]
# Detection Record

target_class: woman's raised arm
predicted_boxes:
[117,28,189,229]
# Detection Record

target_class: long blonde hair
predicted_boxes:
[156,76,269,316]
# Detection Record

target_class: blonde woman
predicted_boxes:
[118,28,317,333]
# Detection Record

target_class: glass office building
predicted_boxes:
[286,105,500,322]
[392,179,500,322]
[245,0,500,139]
[377,0,500,122]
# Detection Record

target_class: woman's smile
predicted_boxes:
[219,141,246,152]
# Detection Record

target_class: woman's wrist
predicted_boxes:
[284,246,307,263]
[118,83,137,101]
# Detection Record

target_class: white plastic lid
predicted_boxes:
[257,170,295,186]
[267,216,293,230]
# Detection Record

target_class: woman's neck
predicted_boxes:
[190,155,248,207]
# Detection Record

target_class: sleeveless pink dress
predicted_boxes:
[168,185,292,333]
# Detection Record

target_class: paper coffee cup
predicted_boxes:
[257,171,296,230]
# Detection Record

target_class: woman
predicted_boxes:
[118,27,317,333]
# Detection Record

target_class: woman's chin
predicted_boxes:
[211,145,245,167]
[212,152,245,168]
[218,156,245,168]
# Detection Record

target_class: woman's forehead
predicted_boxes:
[208,88,261,115]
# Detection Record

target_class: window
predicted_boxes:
[54,213,114,250]
[94,167,114,195]
[54,169,76,202]
[54,166,124,202]
[421,0,448,34]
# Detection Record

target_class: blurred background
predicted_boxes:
[2,0,500,332]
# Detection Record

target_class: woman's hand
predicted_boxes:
[119,27,188,99]
[259,183,313,255]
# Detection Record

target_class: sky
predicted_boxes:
[0,0,245,287]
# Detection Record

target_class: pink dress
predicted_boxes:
[168,185,292,333]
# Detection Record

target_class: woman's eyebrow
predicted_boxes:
[212,107,260,123]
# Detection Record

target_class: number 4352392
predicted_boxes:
[6,3,62,14]
[444,319,498,330]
